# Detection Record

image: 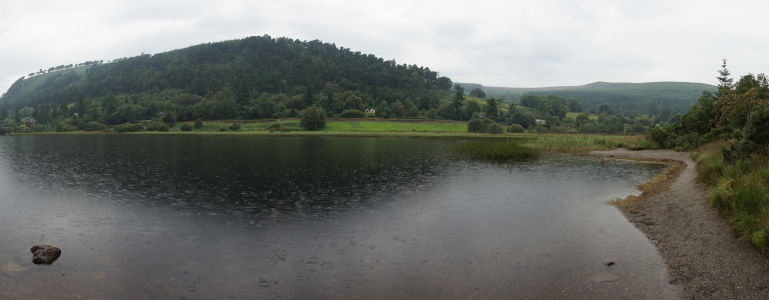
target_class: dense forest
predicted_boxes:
[0,35,458,131]
[647,60,769,250]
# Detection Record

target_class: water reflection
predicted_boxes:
[0,135,676,299]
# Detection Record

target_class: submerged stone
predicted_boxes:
[31,245,61,265]
[1,262,26,275]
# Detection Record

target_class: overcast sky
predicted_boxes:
[2,0,769,93]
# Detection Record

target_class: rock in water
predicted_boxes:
[30,245,61,265]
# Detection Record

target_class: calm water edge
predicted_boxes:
[0,135,677,299]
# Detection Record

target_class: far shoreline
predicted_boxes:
[4,131,653,154]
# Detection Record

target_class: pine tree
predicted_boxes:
[717,58,734,92]
[451,84,465,120]
[486,98,498,120]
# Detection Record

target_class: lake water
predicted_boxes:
[0,135,677,299]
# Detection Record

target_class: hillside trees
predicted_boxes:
[0,35,453,121]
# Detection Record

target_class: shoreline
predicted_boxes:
[592,149,769,299]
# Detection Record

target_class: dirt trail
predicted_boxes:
[592,149,769,299]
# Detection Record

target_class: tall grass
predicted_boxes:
[518,134,656,153]
[697,141,769,249]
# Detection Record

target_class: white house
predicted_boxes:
[535,119,547,126]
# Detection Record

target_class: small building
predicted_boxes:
[478,112,487,118]
[535,119,547,126]
[365,108,376,114]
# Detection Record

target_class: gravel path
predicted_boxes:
[592,149,769,299]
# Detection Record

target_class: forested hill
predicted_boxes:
[456,81,716,115]
[0,35,453,121]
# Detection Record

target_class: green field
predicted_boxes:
[564,112,599,121]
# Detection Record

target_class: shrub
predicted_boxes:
[55,122,77,132]
[0,127,7,135]
[340,109,366,118]
[194,119,203,129]
[266,123,282,132]
[724,106,769,161]
[467,118,489,133]
[468,118,503,133]
[82,121,107,131]
[300,106,327,131]
[162,112,177,126]
[145,121,169,132]
[115,123,144,133]
[508,124,525,133]
[696,149,726,185]
[180,124,193,131]
[646,125,674,148]
[486,123,504,134]
[229,123,241,131]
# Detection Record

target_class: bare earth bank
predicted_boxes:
[592,149,769,299]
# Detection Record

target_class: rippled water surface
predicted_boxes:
[0,135,677,299]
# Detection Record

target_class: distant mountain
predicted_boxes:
[456,81,717,115]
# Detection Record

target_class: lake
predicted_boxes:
[0,135,677,299]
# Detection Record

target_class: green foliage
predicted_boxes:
[229,123,241,131]
[508,124,525,133]
[469,88,486,99]
[339,109,366,118]
[706,158,769,249]
[456,81,717,116]
[81,121,106,131]
[452,141,539,163]
[108,104,144,125]
[2,36,450,121]
[509,111,535,128]
[194,119,203,129]
[180,124,193,131]
[694,142,728,185]
[486,123,504,134]
[467,118,488,133]
[724,105,769,161]
[467,117,504,134]
[646,126,674,148]
[115,123,144,133]
[300,106,327,131]
[519,94,569,119]
[265,122,285,132]
[145,121,169,132]
[485,98,499,120]
[162,112,177,126]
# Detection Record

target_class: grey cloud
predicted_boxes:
[3,0,769,94]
